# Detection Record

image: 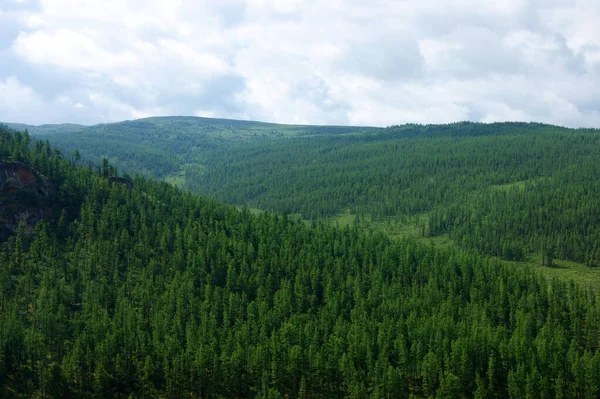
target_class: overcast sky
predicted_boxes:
[0,0,599,127]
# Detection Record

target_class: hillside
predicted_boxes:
[7,116,376,180]
[185,122,600,267]
[3,125,600,397]
[12,118,600,274]
[4,123,87,136]
[190,122,579,217]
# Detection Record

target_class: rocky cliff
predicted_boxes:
[0,161,57,241]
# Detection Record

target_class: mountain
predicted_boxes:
[4,116,377,179]
[4,123,87,135]
[2,123,600,398]
[184,121,600,271]
[6,118,600,274]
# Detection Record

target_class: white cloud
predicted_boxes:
[0,76,92,124]
[0,0,599,127]
[0,76,44,115]
[14,29,141,71]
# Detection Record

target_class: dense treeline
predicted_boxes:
[35,118,600,264]
[3,125,600,397]
[28,119,600,265]
[24,116,370,179]
[186,123,600,264]
[189,123,597,220]
[428,160,600,263]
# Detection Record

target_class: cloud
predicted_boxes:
[342,35,424,82]
[0,75,91,124]
[0,0,599,127]
[0,76,45,118]
[14,29,140,71]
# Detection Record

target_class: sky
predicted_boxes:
[0,0,599,127]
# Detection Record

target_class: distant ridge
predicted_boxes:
[3,122,87,135]
[1,116,377,180]
[5,115,598,135]
[3,115,379,136]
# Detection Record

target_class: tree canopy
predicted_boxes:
[2,123,600,397]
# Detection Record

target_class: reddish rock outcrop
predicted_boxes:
[0,162,56,241]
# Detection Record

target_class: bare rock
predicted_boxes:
[0,162,56,241]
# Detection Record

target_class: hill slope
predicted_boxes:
[7,116,376,179]
[10,118,600,267]
[187,122,600,265]
[3,125,600,397]
[4,123,87,135]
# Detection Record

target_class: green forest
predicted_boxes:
[8,117,371,180]
[175,121,600,267]
[23,118,600,269]
[3,120,600,398]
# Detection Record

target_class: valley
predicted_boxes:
[18,117,600,289]
[2,119,600,398]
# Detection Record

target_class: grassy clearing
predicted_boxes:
[235,206,263,215]
[246,207,263,215]
[421,234,455,248]
[164,170,186,187]
[330,210,426,239]
[330,210,356,228]
[330,210,453,246]
[300,209,600,292]
[508,254,600,292]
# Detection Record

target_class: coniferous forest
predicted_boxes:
[181,123,600,264]
[3,122,600,399]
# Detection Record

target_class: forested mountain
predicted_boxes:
[184,122,600,266]
[190,122,576,217]
[6,116,374,180]
[12,118,600,273]
[4,123,87,136]
[3,124,600,397]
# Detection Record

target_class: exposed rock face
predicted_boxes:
[0,162,56,241]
